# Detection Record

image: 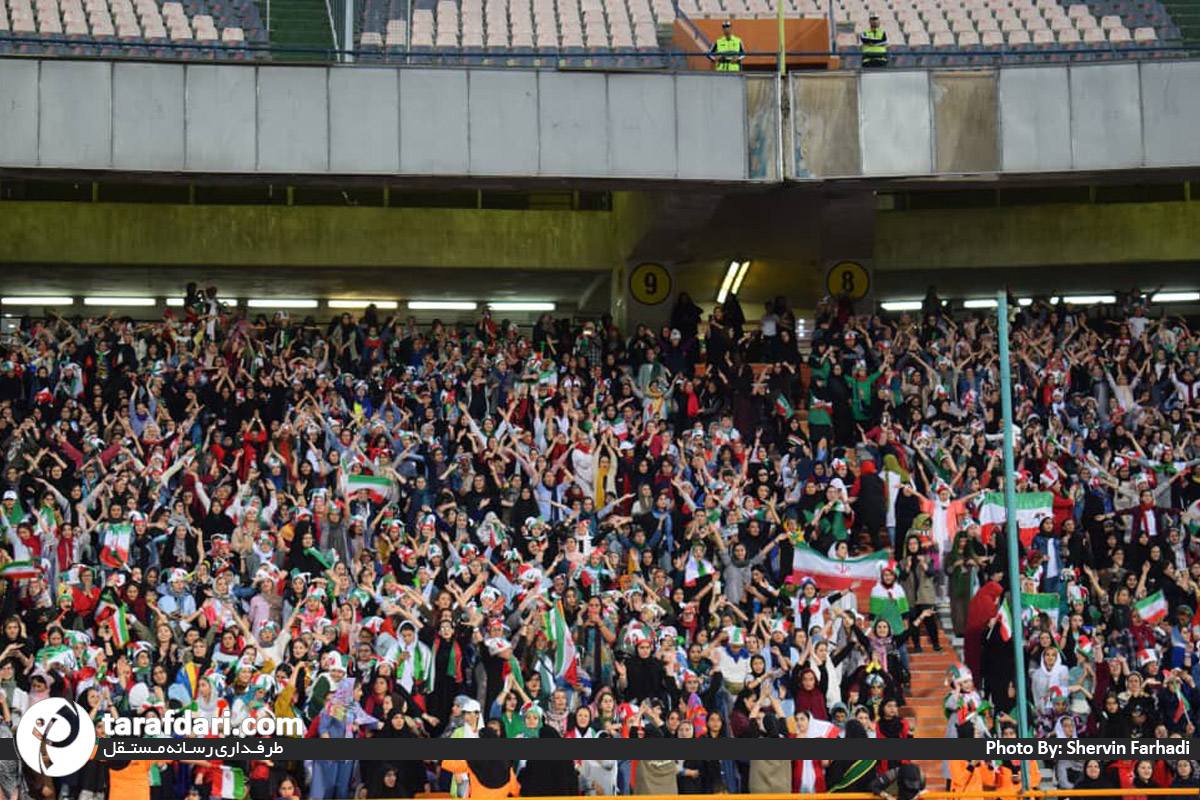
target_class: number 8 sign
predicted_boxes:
[825,261,871,301]
[629,263,672,306]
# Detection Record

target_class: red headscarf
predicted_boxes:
[964,580,1005,681]
[792,668,829,721]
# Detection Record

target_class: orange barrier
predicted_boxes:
[1033,793,1193,797]
[670,18,837,69]
[411,791,1196,800]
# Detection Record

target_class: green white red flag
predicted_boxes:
[977,491,1053,547]
[1134,590,1168,623]
[345,473,392,503]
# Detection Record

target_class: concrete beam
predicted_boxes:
[0,60,771,183]
[0,201,637,269]
[875,201,1200,269]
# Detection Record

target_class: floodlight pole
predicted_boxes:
[777,0,786,75]
[996,288,1031,789]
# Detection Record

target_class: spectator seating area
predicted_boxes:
[355,0,1180,63]
[0,0,267,56]
[356,0,667,58]
[829,0,1181,64]
[0,0,1185,67]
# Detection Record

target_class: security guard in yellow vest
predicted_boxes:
[709,20,746,72]
[860,13,888,68]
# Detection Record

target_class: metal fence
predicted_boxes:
[0,33,1193,65]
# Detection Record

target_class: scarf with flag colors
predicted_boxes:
[345,473,392,503]
[400,640,435,692]
[543,600,578,684]
[99,522,133,568]
[977,491,1053,547]
[0,560,41,581]
[1134,590,1168,623]
[684,552,714,587]
[434,636,464,683]
[212,766,247,799]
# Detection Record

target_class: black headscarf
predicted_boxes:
[516,727,579,797]
[825,720,879,793]
[466,729,515,790]
[1071,761,1117,793]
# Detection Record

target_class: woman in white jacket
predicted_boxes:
[1029,646,1070,708]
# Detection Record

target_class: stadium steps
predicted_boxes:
[904,646,960,781]
[264,0,335,59]
[1158,0,1200,50]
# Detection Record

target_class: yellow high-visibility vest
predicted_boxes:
[860,28,887,55]
[715,35,744,71]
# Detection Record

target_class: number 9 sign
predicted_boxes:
[825,261,870,301]
[629,263,672,306]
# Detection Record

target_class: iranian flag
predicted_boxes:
[869,583,910,631]
[792,544,889,594]
[212,767,246,799]
[345,473,392,503]
[804,717,842,738]
[1134,590,1168,623]
[774,393,793,418]
[543,600,578,683]
[100,523,132,568]
[977,491,1053,547]
[996,599,1013,642]
[37,644,75,670]
[684,553,714,587]
[0,560,41,581]
[94,588,131,648]
[1021,592,1060,627]
[1173,685,1191,724]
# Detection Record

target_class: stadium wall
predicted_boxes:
[875,200,1200,269]
[0,59,777,182]
[786,61,1200,178]
[0,196,657,269]
[5,59,1199,183]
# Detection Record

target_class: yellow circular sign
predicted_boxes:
[630,263,672,306]
[826,261,870,300]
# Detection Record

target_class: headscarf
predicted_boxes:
[792,668,829,721]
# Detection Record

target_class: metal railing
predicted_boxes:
[0,32,1193,66]
[382,790,1197,800]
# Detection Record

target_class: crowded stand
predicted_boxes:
[0,285,1197,800]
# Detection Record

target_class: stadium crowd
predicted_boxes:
[0,284,1197,800]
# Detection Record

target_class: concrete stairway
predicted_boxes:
[903,601,959,783]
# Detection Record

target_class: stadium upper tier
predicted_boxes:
[0,0,266,56]
[0,0,1184,61]
[356,0,1177,59]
